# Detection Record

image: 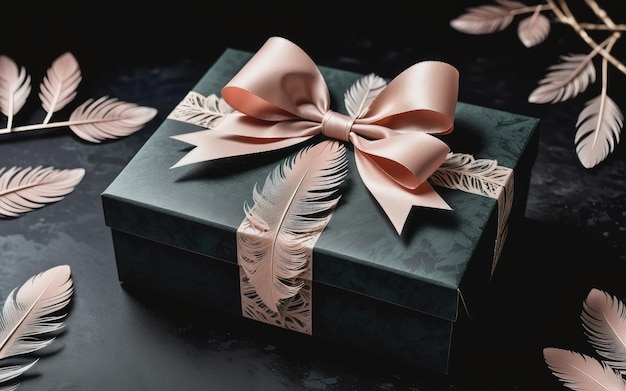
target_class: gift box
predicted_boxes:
[101,38,539,374]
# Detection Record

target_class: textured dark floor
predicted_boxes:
[0,2,625,390]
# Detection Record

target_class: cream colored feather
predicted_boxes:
[39,52,82,124]
[237,140,348,313]
[0,55,31,131]
[344,73,386,119]
[0,266,73,389]
[517,6,550,48]
[581,288,626,376]
[543,347,626,391]
[575,94,623,169]
[0,166,85,218]
[0,359,38,389]
[0,265,73,360]
[449,0,525,35]
[528,54,596,104]
[68,96,158,143]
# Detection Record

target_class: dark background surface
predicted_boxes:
[0,1,625,390]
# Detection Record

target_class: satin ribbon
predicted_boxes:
[172,36,460,234]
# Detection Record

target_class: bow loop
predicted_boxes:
[221,37,329,122]
[361,61,458,135]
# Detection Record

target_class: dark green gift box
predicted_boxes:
[101,48,539,374]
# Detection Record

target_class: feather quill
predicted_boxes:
[575,94,623,169]
[528,54,596,104]
[0,55,31,132]
[68,96,158,143]
[581,288,626,375]
[0,166,85,218]
[39,52,82,124]
[237,140,348,313]
[543,347,626,391]
[517,6,551,48]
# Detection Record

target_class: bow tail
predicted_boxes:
[170,129,313,168]
[353,149,451,234]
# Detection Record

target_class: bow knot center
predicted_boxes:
[321,111,354,142]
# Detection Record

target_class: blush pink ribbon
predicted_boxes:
[172,36,460,234]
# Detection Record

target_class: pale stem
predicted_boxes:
[0,117,118,134]
[42,109,54,125]
[550,0,626,76]
[509,4,552,16]
[529,5,542,25]
[584,0,616,29]
[592,35,618,147]
[578,23,626,32]
[0,181,42,197]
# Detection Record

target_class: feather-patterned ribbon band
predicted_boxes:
[172,36,459,235]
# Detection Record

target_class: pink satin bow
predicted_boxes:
[172,36,460,234]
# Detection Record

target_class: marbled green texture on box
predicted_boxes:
[102,48,539,374]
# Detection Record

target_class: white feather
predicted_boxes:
[237,140,347,313]
[0,55,31,131]
[0,359,38,385]
[449,0,525,35]
[582,288,626,375]
[575,94,623,169]
[0,265,73,360]
[517,8,551,48]
[544,347,626,391]
[39,52,82,124]
[528,54,596,104]
[344,73,386,119]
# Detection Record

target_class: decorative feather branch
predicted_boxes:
[237,140,348,313]
[0,53,157,142]
[0,265,74,389]
[544,289,626,390]
[451,0,626,168]
[0,166,85,218]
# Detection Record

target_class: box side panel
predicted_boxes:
[313,282,454,374]
[112,229,456,374]
[112,229,242,316]
[103,194,238,264]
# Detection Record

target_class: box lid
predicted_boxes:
[102,48,539,323]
